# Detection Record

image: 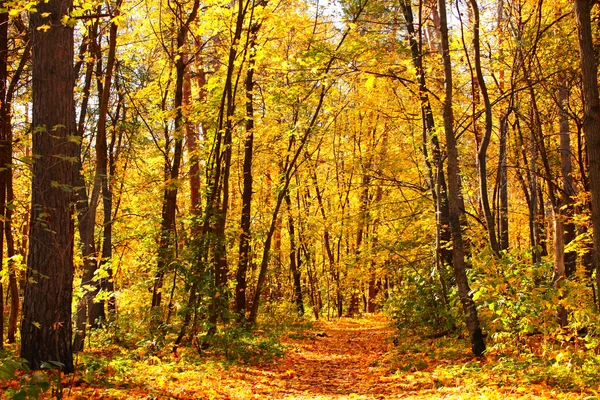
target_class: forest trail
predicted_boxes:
[29,314,594,399]
[234,314,397,399]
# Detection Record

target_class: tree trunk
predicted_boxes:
[400,0,453,272]
[574,0,600,310]
[0,2,8,349]
[558,80,577,278]
[21,0,76,371]
[438,0,485,356]
[236,19,261,319]
[285,188,304,316]
[72,21,100,353]
[4,36,29,343]
[468,0,499,255]
[497,112,509,251]
[151,0,200,312]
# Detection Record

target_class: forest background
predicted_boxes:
[2,0,600,397]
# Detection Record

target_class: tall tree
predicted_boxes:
[438,0,485,356]
[151,0,200,312]
[468,0,499,256]
[21,0,76,372]
[0,1,8,349]
[574,0,600,309]
[236,3,264,319]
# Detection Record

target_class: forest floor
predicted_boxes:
[3,314,599,399]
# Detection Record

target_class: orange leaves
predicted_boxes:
[25,314,593,399]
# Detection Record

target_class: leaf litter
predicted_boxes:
[14,314,599,399]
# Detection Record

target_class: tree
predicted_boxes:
[574,0,600,309]
[438,0,485,356]
[20,0,76,372]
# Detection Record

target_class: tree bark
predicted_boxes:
[151,0,200,312]
[468,0,499,255]
[285,188,304,316]
[21,0,76,371]
[438,0,485,356]
[400,0,453,272]
[574,0,600,310]
[0,2,8,349]
[5,37,30,343]
[236,17,261,319]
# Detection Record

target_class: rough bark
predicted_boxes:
[21,0,76,371]
[0,2,8,349]
[574,0,600,309]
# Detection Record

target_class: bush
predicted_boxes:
[386,266,457,336]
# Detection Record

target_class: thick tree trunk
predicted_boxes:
[0,3,8,349]
[438,0,485,356]
[21,0,76,371]
[574,0,600,309]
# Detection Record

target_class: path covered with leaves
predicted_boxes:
[234,315,396,399]
[5,314,598,399]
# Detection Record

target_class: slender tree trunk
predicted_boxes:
[203,0,246,334]
[248,86,328,325]
[469,0,499,255]
[558,81,577,278]
[438,0,485,356]
[72,18,99,350]
[236,18,261,319]
[400,0,453,272]
[93,1,121,325]
[3,32,29,343]
[497,112,509,251]
[495,1,509,252]
[21,0,76,371]
[5,177,17,343]
[285,188,304,315]
[172,53,206,351]
[151,0,200,312]
[72,30,98,349]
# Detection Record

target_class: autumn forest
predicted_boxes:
[1,0,600,398]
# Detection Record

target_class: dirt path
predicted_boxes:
[231,315,397,399]
[41,314,595,399]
